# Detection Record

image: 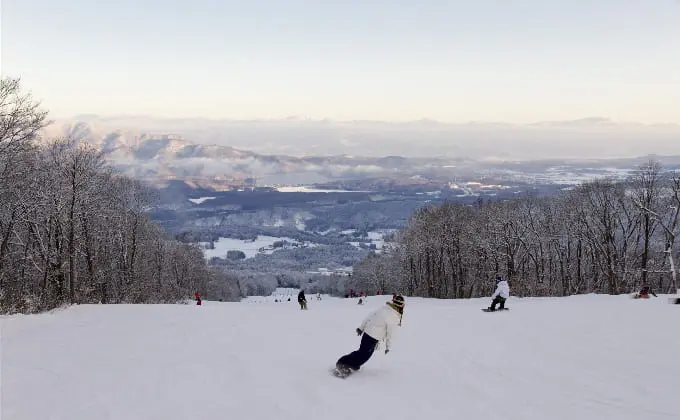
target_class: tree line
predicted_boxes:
[0,78,239,314]
[348,161,680,299]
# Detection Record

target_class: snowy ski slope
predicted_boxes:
[2,294,679,420]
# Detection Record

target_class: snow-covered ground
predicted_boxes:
[275,186,368,193]
[241,287,308,302]
[200,230,392,261]
[3,294,679,420]
[342,229,395,252]
[188,196,216,204]
[200,235,316,259]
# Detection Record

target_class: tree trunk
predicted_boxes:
[68,176,77,304]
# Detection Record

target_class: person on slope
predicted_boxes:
[335,295,405,375]
[634,285,657,299]
[488,275,509,311]
[297,289,307,310]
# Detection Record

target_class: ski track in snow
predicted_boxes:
[2,295,680,420]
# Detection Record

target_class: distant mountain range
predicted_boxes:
[39,116,680,190]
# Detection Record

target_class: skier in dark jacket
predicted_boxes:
[297,290,307,310]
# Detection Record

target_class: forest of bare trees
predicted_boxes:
[348,162,680,299]
[0,78,239,314]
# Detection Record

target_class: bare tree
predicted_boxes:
[0,77,48,167]
[630,161,663,287]
[631,168,680,293]
[366,162,678,300]
[0,79,216,314]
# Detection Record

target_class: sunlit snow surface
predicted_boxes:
[187,196,216,204]
[2,294,679,420]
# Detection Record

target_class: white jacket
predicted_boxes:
[359,305,401,350]
[492,280,510,299]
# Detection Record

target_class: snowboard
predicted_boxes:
[330,364,356,379]
[669,297,680,305]
[482,308,509,312]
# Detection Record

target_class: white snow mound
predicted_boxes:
[2,294,679,420]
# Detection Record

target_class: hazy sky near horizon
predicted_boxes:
[2,0,680,123]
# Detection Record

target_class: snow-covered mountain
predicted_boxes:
[4,293,679,420]
[46,114,680,160]
[40,120,475,188]
[39,118,680,190]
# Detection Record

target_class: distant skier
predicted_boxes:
[334,295,405,377]
[487,275,509,311]
[634,285,657,299]
[194,291,202,306]
[298,290,307,310]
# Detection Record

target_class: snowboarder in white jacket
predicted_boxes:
[336,295,405,374]
[488,275,509,311]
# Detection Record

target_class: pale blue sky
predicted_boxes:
[2,0,679,123]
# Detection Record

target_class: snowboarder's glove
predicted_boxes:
[385,349,390,355]
[356,328,363,336]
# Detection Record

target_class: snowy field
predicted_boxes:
[187,196,216,204]
[200,235,314,259]
[275,186,368,193]
[2,294,680,420]
[200,230,391,260]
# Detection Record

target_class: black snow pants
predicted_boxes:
[490,296,506,310]
[337,333,379,370]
